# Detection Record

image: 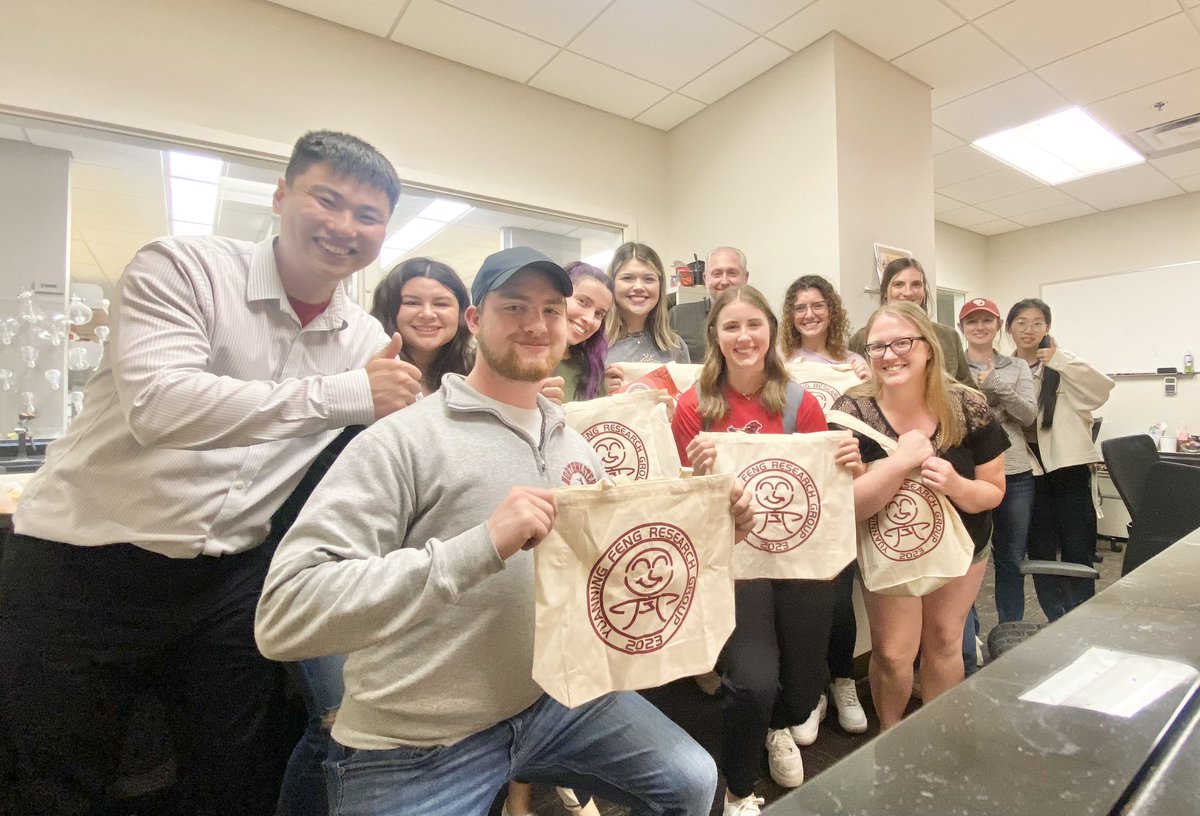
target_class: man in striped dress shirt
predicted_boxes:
[0,131,422,815]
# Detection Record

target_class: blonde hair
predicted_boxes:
[604,242,684,355]
[697,286,790,425]
[847,301,970,447]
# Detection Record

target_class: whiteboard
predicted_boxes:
[1040,261,1200,375]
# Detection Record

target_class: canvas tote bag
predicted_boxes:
[532,474,736,708]
[618,362,703,395]
[565,389,682,480]
[703,430,856,580]
[825,410,973,597]
[786,360,864,414]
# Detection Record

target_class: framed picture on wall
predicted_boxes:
[873,243,912,287]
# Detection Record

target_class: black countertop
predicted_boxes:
[770,530,1200,816]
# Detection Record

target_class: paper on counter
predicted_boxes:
[1019,647,1198,718]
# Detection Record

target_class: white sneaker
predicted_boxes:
[723,793,766,815]
[556,787,600,816]
[788,693,826,746]
[829,677,868,734]
[765,728,804,787]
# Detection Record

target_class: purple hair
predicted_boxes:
[564,261,612,400]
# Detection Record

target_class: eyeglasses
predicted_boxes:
[1010,320,1047,331]
[792,301,829,316]
[864,336,926,358]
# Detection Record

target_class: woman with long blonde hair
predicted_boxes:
[672,286,861,815]
[604,242,689,366]
[830,302,1006,730]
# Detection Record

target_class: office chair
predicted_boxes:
[1100,434,1160,530]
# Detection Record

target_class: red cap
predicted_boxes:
[959,297,1000,321]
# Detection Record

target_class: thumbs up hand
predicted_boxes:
[366,333,424,418]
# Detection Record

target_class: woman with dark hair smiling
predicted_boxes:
[1006,298,1113,621]
[369,256,474,393]
[556,261,616,401]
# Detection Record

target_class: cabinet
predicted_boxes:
[1096,469,1131,541]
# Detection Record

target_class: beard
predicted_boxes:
[476,332,562,382]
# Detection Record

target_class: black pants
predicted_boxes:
[0,534,284,816]
[826,563,857,678]
[1028,464,1097,621]
[719,578,834,798]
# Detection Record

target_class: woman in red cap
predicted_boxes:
[959,298,1037,625]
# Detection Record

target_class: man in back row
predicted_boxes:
[670,246,750,362]
[0,131,422,814]
[256,246,754,814]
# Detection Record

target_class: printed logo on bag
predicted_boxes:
[582,421,650,479]
[561,461,599,486]
[867,479,945,561]
[738,458,821,553]
[796,380,841,410]
[587,522,698,655]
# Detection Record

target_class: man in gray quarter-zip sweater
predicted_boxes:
[257,247,732,816]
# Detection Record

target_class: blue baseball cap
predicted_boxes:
[471,246,572,305]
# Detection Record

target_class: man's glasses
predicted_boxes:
[864,336,926,358]
[792,301,829,316]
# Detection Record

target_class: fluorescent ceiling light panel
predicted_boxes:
[170,178,219,224]
[168,150,223,183]
[973,107,1143,185]
[419,198,472,222]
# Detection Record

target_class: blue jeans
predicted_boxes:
[277,654,347,816]
[324,692,716,816]
[992,472,1035,623]
[962,605,980,675]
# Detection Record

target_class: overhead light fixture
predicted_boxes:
[166,150,223,236]
[973,107,1144,185]
[379,198,474,269]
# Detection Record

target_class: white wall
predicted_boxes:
[986,191,1200,441]
[666,37,840,316]
[0,0,669,243]
[935,221,989,299]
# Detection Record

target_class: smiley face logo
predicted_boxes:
[868,480,944,561]
[624,546,674,597]
[737,459,821,553]
[884,494,918,525]
[582,421,650,480]
[756,477,795,510]
[588,524,698,655]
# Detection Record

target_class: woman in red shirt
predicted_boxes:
[672,285,861,816]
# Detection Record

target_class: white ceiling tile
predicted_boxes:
[695,0,818,34]
[1176,173,1200,193]
[939,167,1044,205]
[392,0,559,84]
[1085,68,1200,138]
[437,0,609,46]
[767,0,962,61]
[974,185,1076,218]
[932,145,1010,187]
[1057,163,1185,209]
[970,218,1022,235]
[1150,147,1200,179]
[893,25,1025,107]
[934,193,964,214]
[265,0,402,36]
[937,0,1009,20]
[974,0,1180,68]
[1010,201,1099,227]
[1037,15,1200,104]
[635,94,707,130]
[679,37,792,104]
[933,72,1069,141]
[530,52,670,118]
[937,205,996,228]
[71,163,163,198]
[570,0,755,90]
[931,126,964,155]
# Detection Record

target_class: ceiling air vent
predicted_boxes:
[1131,112,1200,156]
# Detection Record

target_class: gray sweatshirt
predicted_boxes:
[968,351,1037,475]
[255,374,604,748]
